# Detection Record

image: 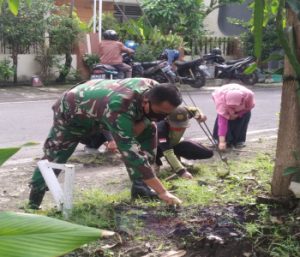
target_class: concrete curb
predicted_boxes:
[179,79,282,92]
[1,80,282,93]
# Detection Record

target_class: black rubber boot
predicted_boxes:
[28,187,46,209]
[131,180,158,200]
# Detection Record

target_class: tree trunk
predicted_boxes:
[12,47,18,84]
[56,1,74,83]
[56,52,72,83]
[271,9,300,196]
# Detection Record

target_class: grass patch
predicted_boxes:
[164,153,274,206]
[44,153,300,257]
[46,189,130,230]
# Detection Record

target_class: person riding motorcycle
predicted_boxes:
[160,49,181,65]
[99,30,135,78]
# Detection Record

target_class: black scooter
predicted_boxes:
[172,58,206,88]
[158,50,206,88]
[90,64,119,80]
[90,54,176,83]
[123,54,176,83]
[200,49,258,85]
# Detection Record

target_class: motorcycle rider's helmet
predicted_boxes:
[103,30,118,40]
[211,48,222,56]
[167,106,190,128]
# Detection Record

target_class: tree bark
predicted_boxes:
[271,9,300,196]
[56,52,72,83]
[12,48,18,84]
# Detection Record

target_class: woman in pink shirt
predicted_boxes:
[212,83,255,150]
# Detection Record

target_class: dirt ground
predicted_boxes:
[0,138,277,212]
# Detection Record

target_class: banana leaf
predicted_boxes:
[0,142,39,166]
[7,0,19,15]
[253,0,265,59]
[0,212,115,257]
[0,147,21,166]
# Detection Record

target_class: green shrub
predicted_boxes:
[82,53,100,71]
[0,59,14,81]
[134,43,164,62]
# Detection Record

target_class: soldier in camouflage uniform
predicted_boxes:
[156,106,213,179]
[29,78,183,209]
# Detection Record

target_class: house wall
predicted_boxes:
[218,0,252,36]
[203,0,252,37]
[203,0,224,37]
[55,0,114,22]
[0,54,77,81]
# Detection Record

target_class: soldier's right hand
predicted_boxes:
[106,140,118,152]
[158,191,182,205]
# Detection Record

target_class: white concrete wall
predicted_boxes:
[0,54,77,81]
[105,0,139,4]
[203,0,225,36]
[106,0,138,3]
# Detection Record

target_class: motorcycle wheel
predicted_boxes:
[152,71,169,83]
[240,71,258,85]
[190,68,206,88]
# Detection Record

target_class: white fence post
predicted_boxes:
[63,164,75,218]
[37,160,75,218]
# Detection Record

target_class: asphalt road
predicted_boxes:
[0,86,281,148]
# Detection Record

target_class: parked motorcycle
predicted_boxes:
[130,54,206,88]
[90,54,176,83]
[200,48,258,85]
[123,54,176,83]
[159,50,206,88]
[90,64,119,80]
[90,48,206,88]
[173,58,206,88]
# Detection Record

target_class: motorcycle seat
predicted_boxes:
[175,58,202,68]
[141,61,161,68]
[94,64,117,71]
[226,56,254,65]
[226,58,245,65]
[215,64,229,69]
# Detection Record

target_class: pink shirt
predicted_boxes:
[212,84,255,136]
[99,40,134,65]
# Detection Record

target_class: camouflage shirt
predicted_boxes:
[56,78,158,179]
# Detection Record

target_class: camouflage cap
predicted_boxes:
[167,106,190,128]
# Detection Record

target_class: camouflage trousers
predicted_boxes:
[30,102,157,191]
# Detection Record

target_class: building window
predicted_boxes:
[114,4,142,22]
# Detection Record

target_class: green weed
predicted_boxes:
[162,154,273,206]
[269,236,300,257]
[69,189,130,229]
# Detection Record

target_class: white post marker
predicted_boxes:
[37,160,75,218]
[98,0,102,42]
[86,34,92,54]
[93,0,97,33]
